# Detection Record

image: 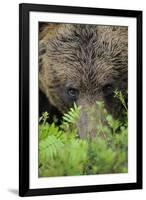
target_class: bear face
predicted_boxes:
[39,23,128,138]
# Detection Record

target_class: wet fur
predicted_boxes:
[39,23,128,121]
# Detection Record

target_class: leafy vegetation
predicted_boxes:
[39,92,128,177]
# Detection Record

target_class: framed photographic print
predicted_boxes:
[19,3,143,197]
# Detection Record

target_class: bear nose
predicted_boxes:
[78,106,98,139]
[78,111,88,138]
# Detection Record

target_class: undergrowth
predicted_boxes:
[39,91,128,177]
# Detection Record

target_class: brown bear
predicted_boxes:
[39,23,128,138]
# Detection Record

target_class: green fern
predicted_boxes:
[61,103,81,130]
[39,91,128,177]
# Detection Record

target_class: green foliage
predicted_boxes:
[60,103,81,132]
[39,95,128,177]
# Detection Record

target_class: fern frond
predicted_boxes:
[62,103,81,125]
[39,135,64,163]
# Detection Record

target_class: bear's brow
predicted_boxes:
[47,25,98,66]
[46,24,127,86]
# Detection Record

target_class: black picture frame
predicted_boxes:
[19,3,143,197]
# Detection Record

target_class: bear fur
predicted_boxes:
[39,23,128,137]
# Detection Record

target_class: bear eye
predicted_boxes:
[67,88,79,100]
[102,84,114,95]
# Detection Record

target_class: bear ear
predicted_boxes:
[39,22,60,40]
[39,22,49,33]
